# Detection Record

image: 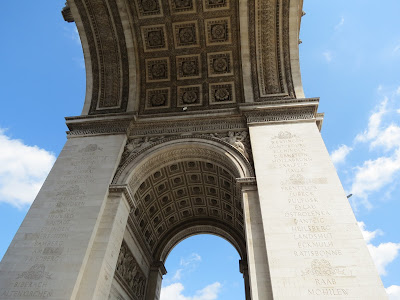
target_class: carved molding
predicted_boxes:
[209,131,250,159]
[109,184,136,211]
[115,241,147,300]
[237,177,257,186]
[66,115,133,137]
[112,135,255,185]
[62,2,74,22]
[159,225,244,262]
[126,0,244,114]
[74,0,129,114]
[244,106,317,124]
[129,116,246,137]
[249,0,295,100]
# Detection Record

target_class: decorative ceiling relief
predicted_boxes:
[74,0,129,114]
[129,161,245,253]
[249,0,295,101]
[127,0,243,114]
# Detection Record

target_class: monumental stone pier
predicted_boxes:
[0,0,387,299]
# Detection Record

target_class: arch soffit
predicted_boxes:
[156,222,246,264]
[113,136,255,188]
[67,0,304,116]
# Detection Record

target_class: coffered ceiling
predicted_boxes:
[66,0,305,115]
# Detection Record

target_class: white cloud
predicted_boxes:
[161,282,221,300]
[387,285,400,300]
[334,16,345,30]
[0,129,56,208]
[351,151,400,207]
[357,221,382,243]
[371,124,400,151]
[396,86,400,95]
[323,51,333,62]
[348,92,400,208]
[331,144,352,166]
[355,97,388,143]
[368,242,400,276]
[165,253,202,285]
[358,222,400,276]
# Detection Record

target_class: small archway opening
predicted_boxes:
[160,234,246,300]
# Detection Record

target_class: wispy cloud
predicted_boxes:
[165,253,202,284]
[334,16,345,30]
[180,253,201,267]
[331,144,352,166]
[161,282,221,300]
[323,51,333,63]
[358,222,400,276]
[73,57,85,69]
[64,25,81,45]
[0,129,56,209]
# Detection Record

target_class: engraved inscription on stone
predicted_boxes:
[269,131,350,296]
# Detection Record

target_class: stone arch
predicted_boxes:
[156,223,246,264]
[113,137,253,300]
[114,137,254,253]
[113,136,255,186]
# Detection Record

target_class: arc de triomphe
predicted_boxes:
[0,0,387,299]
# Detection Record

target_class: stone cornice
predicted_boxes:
[66,113,134,137]
[244,102,318,125]
[108,184,136,212]
[129,115,247,137]
[316,112,325,131]
[65,98,319,137]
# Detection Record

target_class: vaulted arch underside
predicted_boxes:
[114,138,253,263]
[65,0,305,115]
[129,160,246,259]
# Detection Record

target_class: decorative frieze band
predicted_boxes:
[115,241,147,300]
[129,116,247,137]
[109,184,136,211]
[112,134,255,185]
[66,116,132,137]
[244,106,317,125]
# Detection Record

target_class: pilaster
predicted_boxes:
[0,134,127,300]
[145,262,167,300]
[239,179,273,300]
[247,119,387,299]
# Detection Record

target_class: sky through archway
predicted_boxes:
[160,234,244,300]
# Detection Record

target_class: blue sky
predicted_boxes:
[0,1,399,299]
